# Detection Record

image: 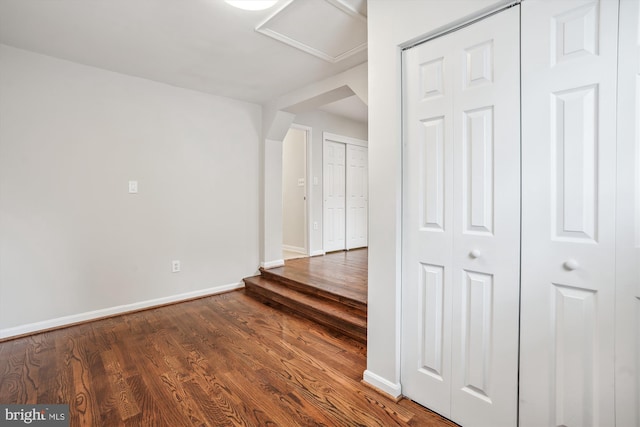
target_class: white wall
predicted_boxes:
[365,0,515,397]
[0,45,261,337]
[292,110,367,256]
[282,127,306,252]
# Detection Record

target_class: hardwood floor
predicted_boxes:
[0,290,456,426]
[245,249,368,342]
[270,249,368,306]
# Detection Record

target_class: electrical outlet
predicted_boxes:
[313,221,318,230]
[128,180,138,193]
[172,260,181,273]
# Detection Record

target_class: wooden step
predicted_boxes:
[259,267,367,314]
[243,275,367,344]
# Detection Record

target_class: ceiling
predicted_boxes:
[319,95,368,123]
[0,0,368,110]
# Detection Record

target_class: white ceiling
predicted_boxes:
[0,0,368,106]
[319,95,368,123]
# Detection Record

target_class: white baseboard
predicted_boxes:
[310,250,325,257]
[260,259,285,269]
[282,244,306,254]
[363,370,402,399]
[0,282,244,340]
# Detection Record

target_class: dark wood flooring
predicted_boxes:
[0,290,456,426]
[244,249,368,343]
[268,249,368,306]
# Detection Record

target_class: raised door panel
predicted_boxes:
[552,85,598,241]
[551,284,598,426]
[459,270,493,402]
[420,117,446,231]
[616,0,640,424]
[418,264,446,380]
[462,107,494,235]
[520,1,618,426]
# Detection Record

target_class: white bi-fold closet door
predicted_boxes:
[346,144,368,249]
[519,1,627,426]
[324,140,346,252]
[403,1,636,426]
[323,134,368,253]
[401,6,520,427]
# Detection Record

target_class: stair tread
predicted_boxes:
[243,276,366,328]
[259,268,367,312]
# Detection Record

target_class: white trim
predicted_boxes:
[363,370,403,399]
[326,0,366,23]
[256,28,367,64]
[323,132,368,148]
[282,244,306,254]
[0,282,244,340]
[400,0,521,50]
[310,250,326,257]
[261,259,285,269]
[255,0,294,29]
[255,0,367,63]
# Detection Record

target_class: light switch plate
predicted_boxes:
[128,180,138,194]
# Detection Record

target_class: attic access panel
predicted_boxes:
[256,0,367,63]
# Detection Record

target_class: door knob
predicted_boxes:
[563,259,579,271]
[469,249,481,259]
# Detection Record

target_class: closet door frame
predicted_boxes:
[322,132,368,253]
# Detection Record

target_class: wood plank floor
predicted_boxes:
[0,290,457,426]
[267,249,368,306]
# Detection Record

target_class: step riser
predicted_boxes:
[259,269,367,313]
[244,281,366,344]
[246,292,367,343]
[245,283,366,328]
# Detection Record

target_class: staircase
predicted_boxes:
[243,267,367,343]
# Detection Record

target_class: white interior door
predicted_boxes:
[616,0,639,425]
[402,6,520,427]
[346,145,368,249]
[519,1,619,426]
[324,141,346,252]
[403,26,455,417]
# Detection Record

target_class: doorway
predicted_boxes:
[282,125,311,260]
[323,132,368,253]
